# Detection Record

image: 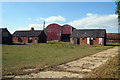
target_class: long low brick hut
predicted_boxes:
[13,30,46,43]
[70,29,106,45]
[106,33,120,43]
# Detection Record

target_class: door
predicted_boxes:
[28,37,32,43]
[90,39,93,45]
[18,37,20,42]
[35,37,37,43]
[28,37,30,43]
[77,38,80,44]
[87,37,90,45]
[99,38,102,45]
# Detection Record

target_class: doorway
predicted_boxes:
[77,38,80,44]
[28,37,32,43]
[35,37,37,43]
[90,39,93,45]
[99,38,102,45]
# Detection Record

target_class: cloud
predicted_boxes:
[45,16,66,22]
[29,23,64,29]
[15,14,118,33]
[36,17,45,22]
[36,16,66,22]
[29,24,43,30]
[68,13,118,31]
[86,13,93,16]
[27,18,32,21]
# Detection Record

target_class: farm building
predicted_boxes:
[0,28,13,44]
[70,29,106,45]
[46,23,75,41]
[106,33,120,43]
[13,30,46,43]
[61,24,75,42]
[46,23,62,41]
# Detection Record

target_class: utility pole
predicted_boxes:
[43,21,45,30]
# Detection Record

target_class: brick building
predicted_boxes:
[13,30,46,43]
[70,29,106,45]
[106,33,120,43]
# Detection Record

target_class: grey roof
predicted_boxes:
[70,29,106,38]
[0,28,8,32]
[0,28,11,34]
[13,30,43,37]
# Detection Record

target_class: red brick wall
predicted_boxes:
[22,37,28,43]
[92,38,99,45]
[80,38,87,45]
[102,38,105,46]
[91,38,105,45]
[70,37,74,44]
[70,37,105,46]
[13,37,18,42]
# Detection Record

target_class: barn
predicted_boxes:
[0,28,13,44]
[70,29,106,45]
[46,23,75,41]
[106,33,120,43]
[46,23,62,41]
[61,24,75,42]
[13,30,46,43]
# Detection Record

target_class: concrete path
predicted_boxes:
[14,46,118,78]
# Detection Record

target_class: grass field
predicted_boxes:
[2,42,113,76]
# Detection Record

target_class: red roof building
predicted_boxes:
[46,23,62,41]
[46,23,75,42]
[106,33,120,43]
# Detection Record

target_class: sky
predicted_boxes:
[2,2,118,33]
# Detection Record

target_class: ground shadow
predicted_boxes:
[105,43,120,46]
[105,45,120,46]
[6,43,27,45]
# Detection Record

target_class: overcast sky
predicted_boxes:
[2,2,118,33]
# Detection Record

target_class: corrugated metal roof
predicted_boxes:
[13,30,43,37]
[70,29,106,38]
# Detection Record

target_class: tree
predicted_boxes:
[30,27,34,31]
[116,1,120,21]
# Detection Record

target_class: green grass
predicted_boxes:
[85,55,119,78]
[2,42,113,76]
[106,42,120,46]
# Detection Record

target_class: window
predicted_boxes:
[35,37,37,40]
[82,38,85,40]
[24,37,26,39]
[21,37,23,39]
[93,38,96,40]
